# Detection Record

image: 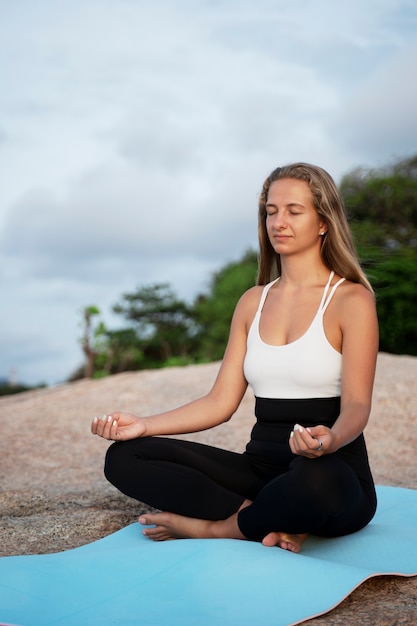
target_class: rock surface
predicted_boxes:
[1,352,416,624]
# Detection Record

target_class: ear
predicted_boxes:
[319,221,327,236]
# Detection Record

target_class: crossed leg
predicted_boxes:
[138,499,308,553]
[106,439,367,554]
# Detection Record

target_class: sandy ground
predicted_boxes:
[0,352,416,624]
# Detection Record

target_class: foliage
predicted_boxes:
[80,306,101,378]
[72,154,417,380]
[113,283,199,367]
[193,250,258,361]
[342,154,417,355]
[340,154,417,248]
[0,382,46,396]
[358,248,417,355]
[72,253,259,379]
[93,327,145,377]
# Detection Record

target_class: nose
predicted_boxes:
[271,210,287,230]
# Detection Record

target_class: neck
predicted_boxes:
[279,255,330,286]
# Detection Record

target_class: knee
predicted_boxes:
[290,457,342,496]
[104,442,121,484]
[104,440,133,482]
[103,437,153,484]
[290,456,361,507]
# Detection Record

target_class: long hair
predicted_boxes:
[257,162,373,292]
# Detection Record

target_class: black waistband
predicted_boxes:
[254,397,341,428]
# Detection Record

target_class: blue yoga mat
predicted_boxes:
[0,486,416,626]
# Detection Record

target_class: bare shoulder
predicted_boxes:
[233,285,265,329]
[335,280,377,326]
[337,280,376,306]
[238,284,265,306]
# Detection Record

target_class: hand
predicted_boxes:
[91,411,147,441]
[289,423,332,458]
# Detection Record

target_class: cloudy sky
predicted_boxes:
[1,0,416,386]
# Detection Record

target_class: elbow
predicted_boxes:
[360,399,373,423]
[208,385,246,426]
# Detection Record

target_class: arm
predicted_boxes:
[290,284,379,457]
[91,287,260,441]
[327,285,379,451]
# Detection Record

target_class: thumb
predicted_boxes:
[306,426,322,438]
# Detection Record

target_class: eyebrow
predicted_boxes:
[265,201,306,209]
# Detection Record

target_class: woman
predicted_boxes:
[91,162,378,553]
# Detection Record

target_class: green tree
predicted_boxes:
[72,153,417,382]
[193,250,258,360]
[93,327,144,376]
[340,154,417,248]
[113,283,197,366]
[357,249,417,355]
[341,154,417,355]
[81,305,101,378]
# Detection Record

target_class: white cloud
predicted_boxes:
[329,43,417,162]
[0,0,416,385]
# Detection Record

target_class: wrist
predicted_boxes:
[329,428,343,453]
[138,417,149,437]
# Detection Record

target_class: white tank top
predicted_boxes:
[243,272,345,399]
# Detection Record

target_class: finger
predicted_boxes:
[96,414,109,437]
[142,526,161,537]
[91,415,107,436]
[289,429,305,452]
[289,430,295,452]
[102,414,118,439]
[291,437,307,456]
[291,426,321,457]
[290,429,303,453]
[109,418,119,440]
[95,414,116,439]
[295,424,322,452]
[312,438,325,456]
[292,424,310,452]
[293,423,307,445]
[143,529,171,541]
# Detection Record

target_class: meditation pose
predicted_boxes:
[91,162,378,553]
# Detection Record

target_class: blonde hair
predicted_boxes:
[257,162,373,292]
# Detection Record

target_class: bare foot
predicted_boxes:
[138,512,211,541]
[261,531,308,553]
[138,510,247,542]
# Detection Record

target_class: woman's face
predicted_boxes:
[265,178,325,257]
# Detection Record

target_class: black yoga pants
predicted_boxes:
[104,436,376,541]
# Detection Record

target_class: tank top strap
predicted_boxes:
[258,278,279,313]
[318,272,335,310]
[321,273,346,313]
